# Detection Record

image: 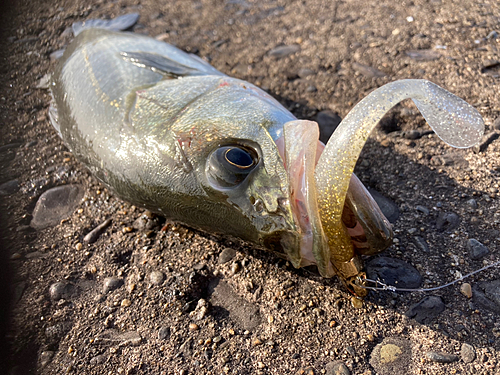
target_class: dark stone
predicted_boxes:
[158,327,170,340]
[218,248,237,264]
[405,296,445,324]
[472,281,500,314]
[103,277,123,293]
[426,351,459,363]
[316,110,342,144]
[133,210,160,231]
[298,68,315,78]
[30,185,84,229]
[49,282,77,301]
[413,236,429,253]
[435,212,460,232]
[0,179,19,195]
[467,238,490,260]
[366,189,400,223]
[83,218,112,244]
[366,257,422,289]
[268,44,300,58]
[493,116,500,131]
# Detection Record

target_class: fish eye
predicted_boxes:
[224,147,255,169]
[206,145,259,188]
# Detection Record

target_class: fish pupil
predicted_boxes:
[224,147,254,169]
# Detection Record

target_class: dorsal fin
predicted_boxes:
[120,51,203,78]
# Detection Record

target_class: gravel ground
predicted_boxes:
[1,0,500,374]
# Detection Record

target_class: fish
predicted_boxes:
[49,28,484,296]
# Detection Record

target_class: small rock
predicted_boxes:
[426,351,459,363]
[30,185,84,229]
[366,257,422,289]
[467,238,489,260]
[149,271,164,285]
[465,198,478,209]
[189,299,209,321]
[189,323,199,331]
[493,116,500,131]
[36,73,51,89]
[121,299,131,307]
[415,205,429,215]
[435,212,460,232]
[252,338,262,346]
[306,85,317,92]
[298,68,315,78]
[158,327,170,340]
[366,189,400,223]
[268,44,300,58]
[370,337,411,375]
[103,277,123,293]
[413,236,429,253]
[89,354,107,366]
[326,360,350,375]
[49,281,77,301]
[472,279,500,313]
[405,296,445,324]
[461,343,476,363]
[231,262,240,274]
[316,110,342,144]
[218,248,236,264]
[404,130,422,140]
[352,62,386,78]
[83,218,112,244]
[460,283,472,298]
[351,297,363,309]
[405,49,441,61]
[133,210,160,231]
[0,179,19,195]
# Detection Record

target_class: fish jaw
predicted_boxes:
[276,120,392,293]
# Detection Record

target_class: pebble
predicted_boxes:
[425,351,459,363]
[366,189,400,223]
[465,198,478,209]
[0,179,19,195]
[460,343,476,363]
[30,185,84,229]
[415,205,429,215]
[121,299,131,307]
[298,68,315,78]
[133,210,160,231]
[295,367,315,375]
[405,49,441,61]
[103,277,124,293]
[435,212,460,232]
[405,296,445,324]
[189,298,208,320]
[351,297,363,309]
[189,323,199,331]
[89,354,107,366]
[473,279,500,313]
[366,257,422,289]
[467,238,489,260]
[493,116,500,131]
[218,248,236,264]
[268,44,300,58]
[460,283,472,298]
[413,236,429,253]
[83,218,112,244]
[49,49,65,61]
[370,337,411,375]
[149,270,164,285]
[158,327,170,340]
[306,85,317,92]
[72,13,140,36]
[352,62,386,78]
[316,110,342,144]
[231,262,240,274]
[252,338,262,346]
[49,281,77,301]
[326,361,350,375]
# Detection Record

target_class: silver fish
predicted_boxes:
[50,29,484,296]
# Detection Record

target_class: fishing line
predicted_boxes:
[355,259,500,292]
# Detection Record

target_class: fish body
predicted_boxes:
[51,29,394,292]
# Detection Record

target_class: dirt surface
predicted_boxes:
[1,0,500,374]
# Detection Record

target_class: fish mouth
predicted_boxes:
[275,120,392,291]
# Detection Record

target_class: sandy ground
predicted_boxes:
[1,0,500,374]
